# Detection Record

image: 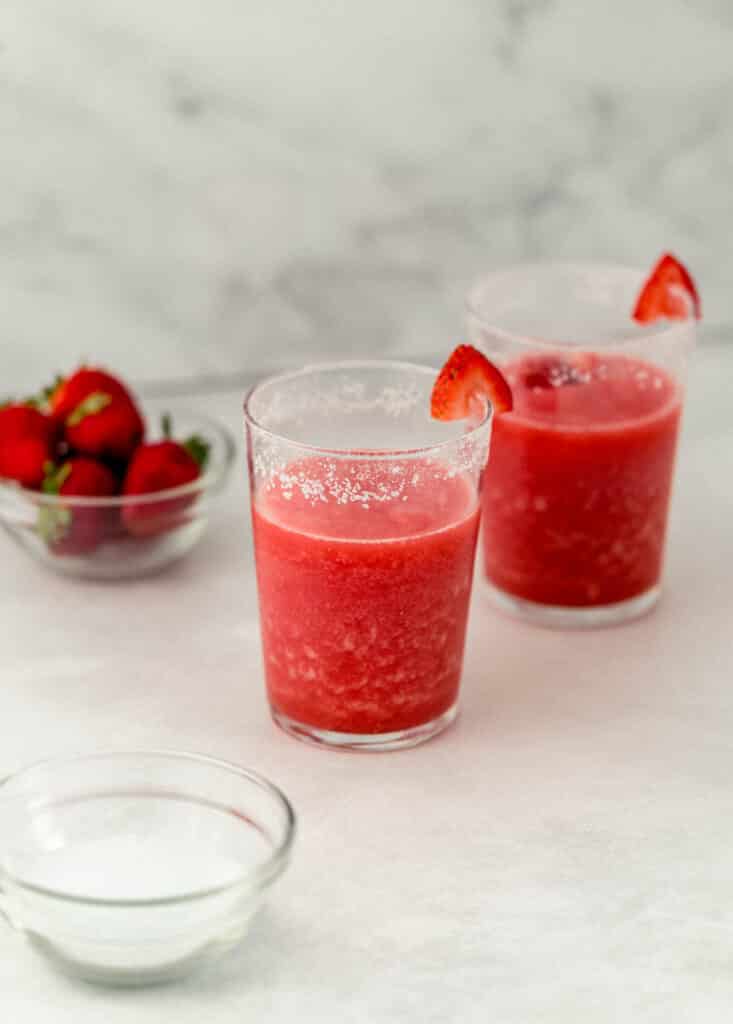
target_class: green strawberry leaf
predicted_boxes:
[183,434,210,470]
[41,374,64,405]
[22,375,64,412]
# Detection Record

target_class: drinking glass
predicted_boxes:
[467,263,695,628]
[245,361,492,751]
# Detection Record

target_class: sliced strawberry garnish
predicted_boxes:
[431,345,513,421]
[632,253,701,323]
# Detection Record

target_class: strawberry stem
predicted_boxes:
[37,504,72,545]
[42,461,72,495]
[161,413,173,439]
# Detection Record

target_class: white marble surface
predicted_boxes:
[2,0,732,393]
[1,342,732,1021]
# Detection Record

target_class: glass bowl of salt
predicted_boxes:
[0,751,295,985]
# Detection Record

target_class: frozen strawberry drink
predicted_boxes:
[245,362,491,751]
[467,261,697,627]
[253,459,479,738]
[483,353,681,609]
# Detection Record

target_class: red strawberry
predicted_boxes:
[0,437,52,489]
[48,366,145,460]
[121,418,209,537]
[40,458,118,555]
[0,404,56,488]
[65,393,144,460]
[632,253,701,323]
[431,344,513,421]
[0,404,56,444]
[49,367,132,424]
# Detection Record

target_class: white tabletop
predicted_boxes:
[2,343,732,1022]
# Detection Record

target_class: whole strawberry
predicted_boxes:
[40,458,118,555]
[122,416,209,537]
[0,404,57,489]
[49,368,131,424]
[50,366,144,460]
[0,404,56,444]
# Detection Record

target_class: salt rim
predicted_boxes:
[268,457,473,508]
[245,361,493,508]
[466,262,696,352]
[244,360,492,459]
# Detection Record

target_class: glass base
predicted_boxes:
[483,580,661,629]
[271,702,458,752]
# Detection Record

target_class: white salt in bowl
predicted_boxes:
[0,751,295,985]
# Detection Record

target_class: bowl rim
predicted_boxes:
[0,750,297,908]
[0,407,236,509]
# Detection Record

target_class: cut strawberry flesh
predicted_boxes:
[632,253,701,323]
[431,345,513,421]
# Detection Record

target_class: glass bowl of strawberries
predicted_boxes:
[0,367,236,579]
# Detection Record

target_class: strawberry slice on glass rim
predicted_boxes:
[431,344,513,422]
[632,252,701,323]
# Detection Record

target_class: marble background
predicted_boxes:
[2,0,731,393]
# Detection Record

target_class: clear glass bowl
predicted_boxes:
[0,752,296,986]
[0,404,236,579]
